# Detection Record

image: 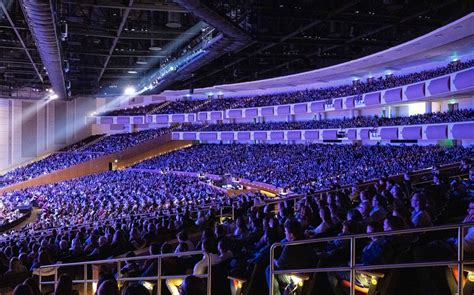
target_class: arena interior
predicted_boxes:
[0,0,474,294]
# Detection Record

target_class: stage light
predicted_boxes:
[49,94,58,100]
[128,70,137,74]
[123,86,136,95]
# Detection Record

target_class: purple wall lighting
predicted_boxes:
[360,129,370,139]
[245,108,258,117]
[156,115,169,123]
[261,107,274,116]
[210,112,223,120]
[270,131,284,140]
[380,127,398,140]
[310,101,325,112]
[453,69,474,90]
[221,132,235,141]
[100,117,113,124]
[187,114,195,122]
[347,129,357,139]
[146,116,154,123]
[345,97,354,108]
[198,112,208,121]
[277,105,291,115]
[452,123,474,139]
[237,132,251,141]
[171,114,185,122]
[287,131,301,140]
[183,133,197,140]
[117,117,130,124]
[132,117,144,124]
[384,88,402,103]
[334,99,343,110]
[228,109,243,118]
[322,130,337,140]
[364,92,381,106]
[428,76,450,95]
[426,125,447,139]
[171,133,180,140]
[254,132,267,140]
[405,83,425,100]
[293,104,307,114]
[402,126,422,139]
[304,130,319,140]
[200,132,218,140]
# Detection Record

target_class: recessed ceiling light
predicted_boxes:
[128,70,137,74]
[149,46,162,51]
[136,61,148,65]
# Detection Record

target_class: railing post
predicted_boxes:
[350,237,356,295]
[83,264,87,295]
[220,207,223,221]
[157,255,162,295]
[458,225,464,295]
[54,267,58,292]
[231,204,235,221]
[39,268,42,293]
[269,244,276,295]
[207,254,212,295]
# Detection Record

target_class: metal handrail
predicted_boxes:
[38,250,212,295]
[269,221,474,295]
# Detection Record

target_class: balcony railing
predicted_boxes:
[269,221,474,295]
[38,250,211,295]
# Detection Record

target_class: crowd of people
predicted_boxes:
[0,161,472,294]
[189,109,474,132]
[0,153,101,188]
[134,143,473,193]
[99,59,473,116]
[0,128,178,188]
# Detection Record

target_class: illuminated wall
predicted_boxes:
[0,96,96,172]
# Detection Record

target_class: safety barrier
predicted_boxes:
[38,250,211,295]
[269,221,474,295]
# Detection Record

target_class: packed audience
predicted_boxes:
[0,153,101,188]
[99,59,474,115]
[0,128,179,188]
[134,143,473,193]
[186,109,474,132]
[0,162,471,294]
[79,127,175,154]
[59,134,104,152]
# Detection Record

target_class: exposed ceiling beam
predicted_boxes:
[236,0,457,82]
[182,1,359,87]
[68,27,194,40]
[74,51,165,58]
[0,2,43,83]
[62,1,187,13]
[97,0,134,83]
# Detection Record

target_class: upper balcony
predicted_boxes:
[94,13,474,125]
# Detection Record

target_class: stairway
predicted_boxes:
[147,101,171,114]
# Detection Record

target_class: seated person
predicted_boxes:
[410,192,433,228]
[266,218,315,295]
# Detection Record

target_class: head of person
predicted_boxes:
[347,209,363,222]
[97,279,119,295]
[9,257,24,273]
[467,200,474,220]
[201,239,214,254]
[284,218,303,242]
[13,284,33,295]
[383,216,405,232]
[319,206,332,223]
[23,278,41,295]
[122,283,150,295]
[410,192,426,211]
[54,274,73,295]
[366,222,382,241]
[179,275,206,295]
